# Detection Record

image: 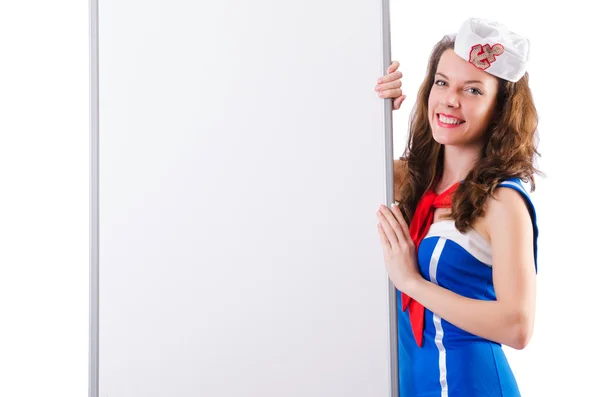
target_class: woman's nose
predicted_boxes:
[441,91,459,108]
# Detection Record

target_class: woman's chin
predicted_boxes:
[432,131,453,145]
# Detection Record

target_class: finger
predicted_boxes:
[391,203,412,243]
[378,206,404,246]
[377,223,391,251]
[378,70,403,84]
[393,95,406,110]
[378,88,403,99]
[387,60,400,74]
[375,79,402,92]
[377,209,399,251]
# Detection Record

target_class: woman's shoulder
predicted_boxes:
[393,157,408,202]
[482,177,539,272]
[482,178,537,221]
[490,178,537,219]
[393,157,408,179]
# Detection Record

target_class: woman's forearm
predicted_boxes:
[404,278,531,349]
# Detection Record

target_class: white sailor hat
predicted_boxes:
[454,17,529,82]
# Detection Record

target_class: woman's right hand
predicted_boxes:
[375,60,406,110]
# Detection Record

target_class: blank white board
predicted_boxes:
[90,1,397,396]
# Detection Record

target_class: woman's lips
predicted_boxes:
[436,113,465,128]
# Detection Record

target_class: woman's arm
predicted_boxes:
[403,187,537,350]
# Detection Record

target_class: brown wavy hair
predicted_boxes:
[397,34,544,233]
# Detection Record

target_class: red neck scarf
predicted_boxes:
[402,179,461,347]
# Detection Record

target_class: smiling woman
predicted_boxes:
[376,17,541,397]
[429,51,499,147]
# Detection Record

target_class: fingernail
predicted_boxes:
[377,78,382,83]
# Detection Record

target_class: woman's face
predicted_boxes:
[428,49,499,148]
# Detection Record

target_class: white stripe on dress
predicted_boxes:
[498,180,528,196]
[429,238,449,397]
[425,220,492,266]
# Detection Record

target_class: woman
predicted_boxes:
[375,18,541,396]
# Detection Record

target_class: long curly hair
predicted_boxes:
[397,34,544,233]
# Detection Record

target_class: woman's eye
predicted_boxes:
[435,80,446,86]
[467,87,483,95]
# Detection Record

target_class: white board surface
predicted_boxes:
[90,1,397,396]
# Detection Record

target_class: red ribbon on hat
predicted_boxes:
[402,178,461,347]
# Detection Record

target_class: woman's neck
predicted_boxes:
[438,144,482,190]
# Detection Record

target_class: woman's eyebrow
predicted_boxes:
[435,72,483,85]
[464,79,484,85]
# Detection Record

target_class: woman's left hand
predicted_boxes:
[376,203,422,292]
[376,60,406,110]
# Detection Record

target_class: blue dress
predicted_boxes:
[397,178,539,397]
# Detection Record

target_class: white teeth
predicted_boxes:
[439,115,463,124]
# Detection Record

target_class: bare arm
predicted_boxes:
[402,187,536,350]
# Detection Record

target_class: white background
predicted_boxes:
[0,1,597,396]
